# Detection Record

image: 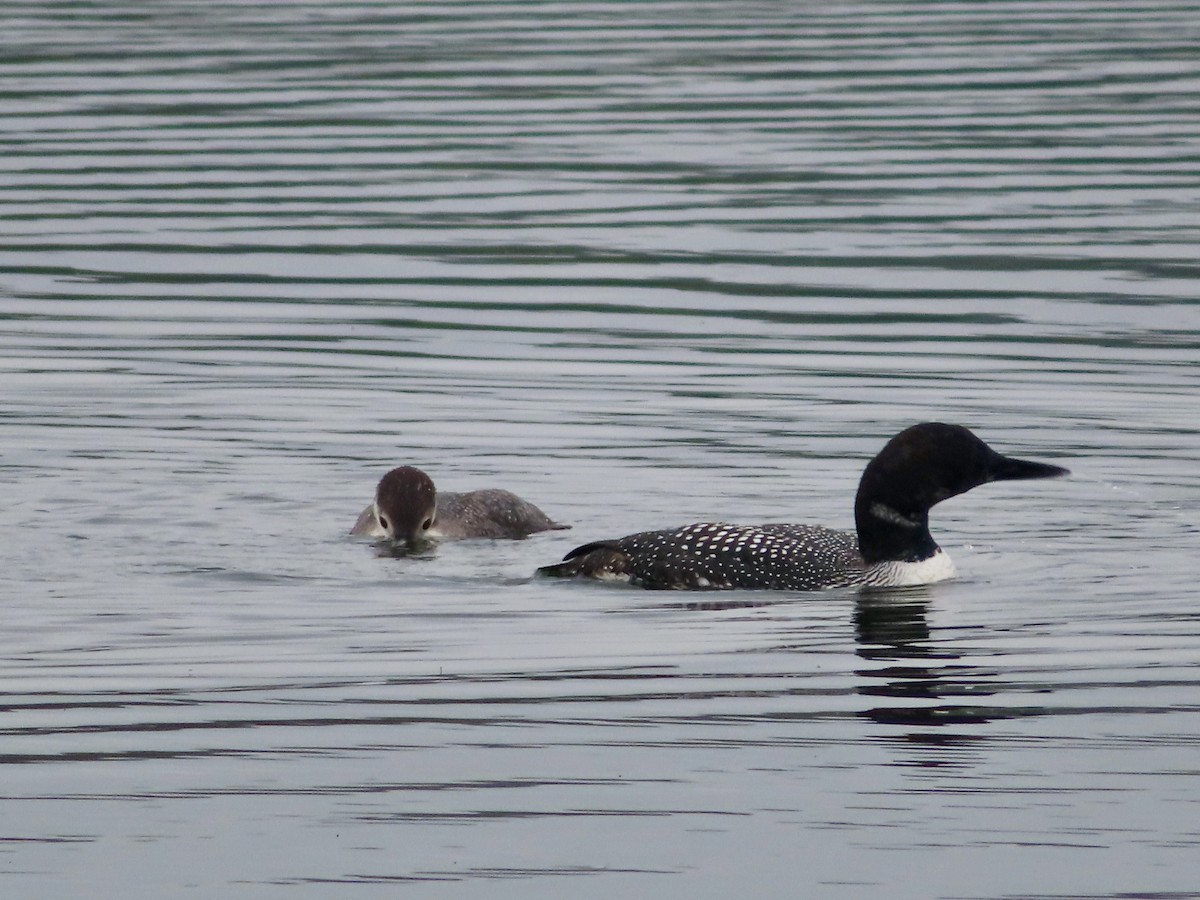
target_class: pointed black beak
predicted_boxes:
[987,454,1069,483]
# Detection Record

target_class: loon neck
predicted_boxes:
[853,499,940,564]
[848,421,1068,565]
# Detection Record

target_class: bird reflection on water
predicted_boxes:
[854,590,1014,734]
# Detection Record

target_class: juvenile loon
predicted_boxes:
[537,423,1068,591]
[351,466,569,545]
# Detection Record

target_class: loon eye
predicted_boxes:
[421,518,432,530]
[378,516,390,530]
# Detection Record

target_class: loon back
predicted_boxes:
[434,489,570,540]
[537,422,1068,591]
[539,522,864,591]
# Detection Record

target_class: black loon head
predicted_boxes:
[853,422,1069,565]
[373,465,437,545]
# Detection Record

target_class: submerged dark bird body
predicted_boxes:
[352,466,568,546]
[538,423,1067,591]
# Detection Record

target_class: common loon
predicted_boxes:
[352,466,569,545]
[537,423,1068,591]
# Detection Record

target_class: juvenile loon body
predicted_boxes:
[537,423,1068,591]
[352,466,568,546]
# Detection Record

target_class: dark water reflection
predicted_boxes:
[855,594,1034,731]
[854,591,936,653]
[3,0,1200,898]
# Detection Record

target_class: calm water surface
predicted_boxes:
[2,2,1199,898]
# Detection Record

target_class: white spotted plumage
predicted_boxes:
[543,518,956,592]
[589,521,867,591]
[539,423,1069,591]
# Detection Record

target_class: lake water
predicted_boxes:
[2,1,1199,897]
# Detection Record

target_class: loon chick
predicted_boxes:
[537,423,1068,591]
[351,466,569,545]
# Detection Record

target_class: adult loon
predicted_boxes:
[537,423,1068,591]
[352,466,569,545]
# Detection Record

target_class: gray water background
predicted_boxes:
[2,2,1199,897]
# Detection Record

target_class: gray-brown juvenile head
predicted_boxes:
[369,465,438,546]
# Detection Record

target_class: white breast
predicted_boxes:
[864,548,958,587]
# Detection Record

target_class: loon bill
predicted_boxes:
[536,422,1068,591]
[352,465,569,546]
